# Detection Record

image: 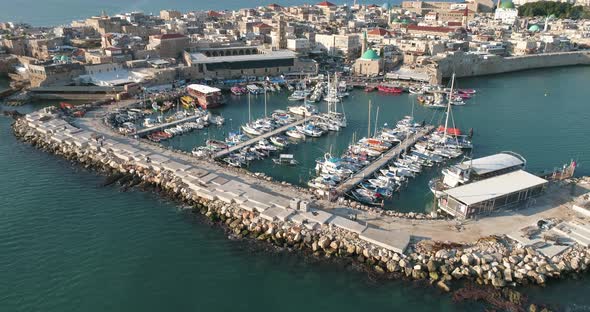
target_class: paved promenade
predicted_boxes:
[21,104,590,255]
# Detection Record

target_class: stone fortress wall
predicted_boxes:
[431,51,590,83]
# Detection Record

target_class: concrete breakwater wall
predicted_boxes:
[434,51,590,83]
[10,110,590,291]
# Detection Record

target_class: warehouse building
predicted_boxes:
[438,170,548,218]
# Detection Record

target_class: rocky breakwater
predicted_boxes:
[10,108,590,291]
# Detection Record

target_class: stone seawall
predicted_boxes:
[10,108,590,292]
[434,51,590,83]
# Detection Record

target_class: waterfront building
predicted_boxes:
[26,62,84,87]
[438,170,548,218]
[314,33,361,59]
[404,25,454,38]
[183,46,299,79]
[160,10,182,21]
[147,33,190,59]
[287,38,311,53]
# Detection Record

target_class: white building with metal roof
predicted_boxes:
[438,170,548,218]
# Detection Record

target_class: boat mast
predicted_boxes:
[248,93,252,123]
[264,88,267,118]
[374,106,379,137]
[368,100,372,138]
[443,73,455,143]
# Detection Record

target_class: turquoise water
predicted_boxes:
[0,104,469,311]
[0,0,355,26]
[2,66,590,310]
[162,66,590,212]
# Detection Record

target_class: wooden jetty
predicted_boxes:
[214,116,318,159]
[335,126,434,194]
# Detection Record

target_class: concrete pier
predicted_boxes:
[14,105,590,289]
[214,116,317,159]
[335,126,434,194]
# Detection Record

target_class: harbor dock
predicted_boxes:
[335,126,434,194]
[13,105,590,290]
[213,116,317,159]
[135,114,204,137]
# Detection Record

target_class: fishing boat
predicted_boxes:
[296,124,323,137]
[181,96,194,109]
[288,90,307,101]
[209,114,225,126]
[226,131,247,145]
[269,136,289,148]
[458,88,476,95]
[224,156,245,167]
[408,86,424,94]
[186,84,224,109]
[255,139,278,152]
[231,86,246,96]
[285,128,305,139]
[246,84,262,95]
[241,123,264,136]
[288,104,318,116]
[377,85,403,94]
[206,139,229,150]
[272,154,299,166]
[350,188,384,206]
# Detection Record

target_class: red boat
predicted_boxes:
[458,89,476,95]
[377,85,403,94]
[187,84,224,109]
[436,126,462,136]
[60,102,74,110]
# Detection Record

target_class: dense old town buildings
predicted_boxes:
[0,0,589,87]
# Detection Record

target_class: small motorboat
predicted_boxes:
[272,154,299,166]
[269,136,289,148]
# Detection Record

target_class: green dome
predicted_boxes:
[528,24,541,32]
[499,0,515,9]
[361,49,380,60]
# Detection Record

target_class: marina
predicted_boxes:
[5,64,590,312]
[335,125,434,195]
[213,115,315,159]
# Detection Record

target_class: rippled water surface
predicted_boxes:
[1,67,590,311]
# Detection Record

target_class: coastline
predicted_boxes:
[10,107,590,292]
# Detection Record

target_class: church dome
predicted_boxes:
[528,24,541,32]
[499,0,515,9]
[361,49,380,60]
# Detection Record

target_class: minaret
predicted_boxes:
[543,15,549,32]
[462,7,469,28]
[361,30,367,54]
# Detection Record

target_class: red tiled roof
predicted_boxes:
[154,33,187,40]
[208,10,223,17]
[105,46,122,51]
[253,23,272,28]
[447,21,463,27]
[368,28,390,36]
[448,9,474,14]
[407,25,452,33]
[316,1,336,7]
